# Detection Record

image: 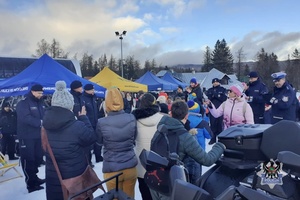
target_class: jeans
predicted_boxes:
[183,156,202,186]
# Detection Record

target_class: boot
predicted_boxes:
[208,138,216,145]
[27,185,44,193]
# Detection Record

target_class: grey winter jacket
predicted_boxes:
[96,110,138,173]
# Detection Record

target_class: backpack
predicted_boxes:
[144,117,187,195]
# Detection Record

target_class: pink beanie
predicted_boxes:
[230,84,243,97]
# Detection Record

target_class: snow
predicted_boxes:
[1,141,213,200]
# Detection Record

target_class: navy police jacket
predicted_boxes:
[270,82,297,124]
[71,90,85,117]
[205,85,227,108]
[16,92,45,139]
[82,92,99,128]
[245,79,268,117]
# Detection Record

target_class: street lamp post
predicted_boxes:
[115,30,127,77]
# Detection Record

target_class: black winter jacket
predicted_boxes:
[82,92,99,128]
[0,109,17,135]
[16,92,45,139]
[71,90,85,117]
[43,106,96,200]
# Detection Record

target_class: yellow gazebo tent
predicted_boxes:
[89,67,148,92]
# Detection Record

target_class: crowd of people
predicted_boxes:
[0,70,299,200]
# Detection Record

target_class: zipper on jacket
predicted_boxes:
[229,99,236,126]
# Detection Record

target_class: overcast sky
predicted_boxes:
[0,0,299,66]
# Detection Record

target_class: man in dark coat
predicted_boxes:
[205,78,227,144]
[0,102,18,160]
[190,77,205,116]
[269,72,297,124]
[16,84,45,193]
[174,85,186,100]
[244,71,269,124]
[70,80,85,117]
[82,84,103,163]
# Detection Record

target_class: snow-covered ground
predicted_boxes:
[1,141,213,200]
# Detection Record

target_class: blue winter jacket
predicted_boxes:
[188,113,212,150]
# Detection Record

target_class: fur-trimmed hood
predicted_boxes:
[132,105,160,120]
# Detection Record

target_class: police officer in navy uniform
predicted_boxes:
[82,84,103,163]
[70,80,85,118]
[16,84,46,193]
[269,72,297,124]
[244,71,269,124]
[205,78,227,144]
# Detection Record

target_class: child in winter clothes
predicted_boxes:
[183,100,213,185]
[186,86,197,101]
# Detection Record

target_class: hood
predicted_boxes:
[43,106,76,131]
[105,88,124,113]
[157,115,186,132]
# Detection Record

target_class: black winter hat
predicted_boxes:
[2,102,10,108]
[84,84,94,90]
[70,80,82,90]
[31,84,43,91]
[248,71,258,78]
[212,78,220,84]
[140,93,157,109]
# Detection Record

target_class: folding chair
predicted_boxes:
[0,152,23,183]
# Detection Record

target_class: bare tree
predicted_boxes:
[236,47,246,81]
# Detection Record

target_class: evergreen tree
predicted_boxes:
[98,54,108,70]
[211,39,234,74]
[254,48,280,90]
[202,46,213,72]
[144,60,152,73]
[108,55,118,73]
[80,53,94,77]
[286,49,300,90]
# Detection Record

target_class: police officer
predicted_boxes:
[244,71,269,124]
[269,72,297,124]
[16,84,45,193]
[82,84,103,163]
[70,80,85,118]
[0,102,18,160]
[205,78,227,144]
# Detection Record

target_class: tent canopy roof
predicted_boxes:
[89,67,147,92]
[135,71,177,91]
[0,54,106,97]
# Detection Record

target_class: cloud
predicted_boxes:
[230,31,300,61]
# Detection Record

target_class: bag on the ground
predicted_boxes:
[144,117,186,195]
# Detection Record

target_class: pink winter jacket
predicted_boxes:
[208,97,254,130]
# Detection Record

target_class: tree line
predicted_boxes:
[33,38,300,91]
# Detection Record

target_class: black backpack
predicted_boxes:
[144,118,187,195]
